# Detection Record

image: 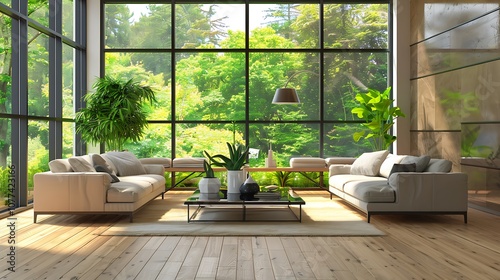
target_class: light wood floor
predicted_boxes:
[1,190,499,280]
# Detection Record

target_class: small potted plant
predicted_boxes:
[204,142,250,194]
[198,159,221,195]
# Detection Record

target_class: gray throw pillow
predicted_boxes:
[400,155,431,172]
[389,163,416,177]
[95,165,120,183]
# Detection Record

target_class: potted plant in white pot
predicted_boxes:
[198,159,221,195]
[204,142,249,194]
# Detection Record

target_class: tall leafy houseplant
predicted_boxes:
[75,76,156,151]
[351,87,405,151]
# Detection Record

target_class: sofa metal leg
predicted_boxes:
[34,214,37,223]
[464,213,467,224]
[129,214,133,223]
[367,213,371,223]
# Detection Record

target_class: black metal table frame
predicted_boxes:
[185,201,304,223]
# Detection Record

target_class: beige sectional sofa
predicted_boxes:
[328,150,468,223]
[34,151,166,222]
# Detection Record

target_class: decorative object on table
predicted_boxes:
[198,160,221,194]
[351,86,405,151]
[75,75,156,151]
[265,143,277,167]
[239,174,260,200]
[264,185,279,192]
[204,142,250,194]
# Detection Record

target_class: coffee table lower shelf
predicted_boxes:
[185,203,304,223]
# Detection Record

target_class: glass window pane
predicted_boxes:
[176,123,245,158]
[324,4,388,49]
[249,123,320,166]
[0,13,12,114]
[0,0,10,7]
[124,123,171,158]
[249,52,320,121]
[28,28,49,117]
[323,123,372,157]
[62,43,74,118]
[106,4,171,49]
[28,120,50,201]
[250,4,319,49]
[62,0,74,39]
[175,52,245,121]
[323,52,388,121]
[0,117,11,212]
[176,4,244,49]
[29,1,49,27]
[62,121,74,159]
[105,52,172,121]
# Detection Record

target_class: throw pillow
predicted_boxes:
[378,154,406,178]
[400,155,431,172]
[389,163,416,177]
[424,159,452,173]
[91,153,118,175]
[95,165,120,183]
[104,151,146,176]
[48,159,73,173]
[350,150,390,176]
[68,156,96,172]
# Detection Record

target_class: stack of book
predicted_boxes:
[254,192,281,200]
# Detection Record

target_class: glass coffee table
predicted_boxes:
[184,190,305,223]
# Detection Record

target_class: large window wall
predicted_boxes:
[0,0,85,211]
[103,1,391,167]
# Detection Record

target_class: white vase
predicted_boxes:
[198,177,221,194]
[227,170,245,194]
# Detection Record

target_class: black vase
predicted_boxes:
[239,175,259,199]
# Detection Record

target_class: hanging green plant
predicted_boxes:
[351,87,405,151]
[75,75,156,151]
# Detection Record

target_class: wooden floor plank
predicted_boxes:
[1,190,499,280]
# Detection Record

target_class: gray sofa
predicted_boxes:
[33,151,166,222]
[328,150,468,223]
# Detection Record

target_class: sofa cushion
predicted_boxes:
[290,157,326,168]
[329,174,385,191]
[48,159,73,173]
[68,156,96,172]
[343,179,395,203]
[379,154,406,178]
[104,151,146,176]
[350,150,389,176]
[107,178,153,203]
[400,155,431,172]
[424,159,452,172]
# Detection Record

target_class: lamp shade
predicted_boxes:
[272,88,300,104]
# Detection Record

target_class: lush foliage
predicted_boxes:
[75,76,157,151]
[351,87,405,150]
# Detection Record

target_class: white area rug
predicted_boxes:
[101,191,384,236]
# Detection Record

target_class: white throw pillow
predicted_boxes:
[104,151,146,176]
[48,159,73,173]
[68,156,96,172]
[379,154,406,178]
[350,150,389,176]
